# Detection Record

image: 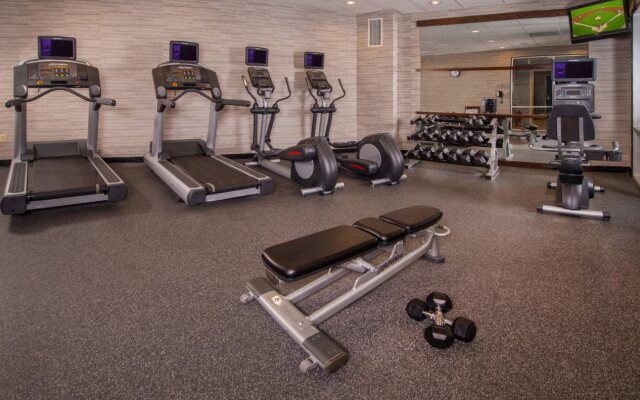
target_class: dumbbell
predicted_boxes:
[425,129,440,142]
[406,293,477,349]
[407,144,423,159]
[452,130,467,145]
[421,145,439,161]
[436,129,451,143]
[471,132,489,145]
[472,150,489,167]
[473,117,488,127]
[424,115,438,125]
[440,131,454,144]
[446,148,462,164]
[432,148,448,162]
[409,116,423,127]
[458,149,476,165]
[455,131,473,146]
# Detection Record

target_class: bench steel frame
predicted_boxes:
[242,223,450,374]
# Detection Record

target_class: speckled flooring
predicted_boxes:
[1,161,639,400]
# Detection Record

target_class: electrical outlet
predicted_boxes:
[0,134,7,143]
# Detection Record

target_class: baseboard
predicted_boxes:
[0,153,257,165]
[103,157,144,163]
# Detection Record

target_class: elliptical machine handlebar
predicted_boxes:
[243,75,291,108]
[242,75,259,105]
[273,77,292,108]
[330,78,346,107]
[305,77,320,106]
[5,86,116,108]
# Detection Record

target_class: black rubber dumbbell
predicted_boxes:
[446,148,462,164]
[471,132,489,145]
[406,293,477,349]
[425,129,440,141]
[459,149,476,165]
[436,130,450,143]
[421,145,438,161]
[407,144,423,160]
[472,150,489,167]
[456,131,473,146]
[431,148,445,162]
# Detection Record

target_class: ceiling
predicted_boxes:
[421,17,573,55]
[268,0,547,16]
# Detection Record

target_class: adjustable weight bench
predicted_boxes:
[241,206,450,374]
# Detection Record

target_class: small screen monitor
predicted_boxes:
[567,0,631,44]
[38,36,76,60]
[170,41,199,63]
[304,52,324,69]
[246,47,268,66]
[553,59,597,82]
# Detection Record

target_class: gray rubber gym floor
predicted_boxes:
[1,161,640,400]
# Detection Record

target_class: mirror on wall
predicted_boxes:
[419,17,589,163]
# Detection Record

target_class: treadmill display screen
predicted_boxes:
[304,52,324,69]
[38,37,76,60]
[246,47,268,66]
[170,41,199,63]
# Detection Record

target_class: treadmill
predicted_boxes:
[1,36,127,215]
[144,41,274,205]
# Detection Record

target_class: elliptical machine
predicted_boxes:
[304,52,406,187]
[242,47,343,196]
[530,59,622,220]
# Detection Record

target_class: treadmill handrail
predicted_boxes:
[168,89,250,108]
[6,87,116,108]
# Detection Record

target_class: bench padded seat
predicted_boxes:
[262,225,379,281]
[380,206,442,234]
[353,218,405,244]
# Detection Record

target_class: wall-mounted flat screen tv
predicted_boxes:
[568,0,631,43]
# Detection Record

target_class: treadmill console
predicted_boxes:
[25,61,92,88]
[247,67,274,90]
[152,63,222,98]
[306,70,331,91]
[12,60,100,93]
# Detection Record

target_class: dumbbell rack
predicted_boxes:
[406,115,514,180]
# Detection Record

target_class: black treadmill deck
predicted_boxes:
[162,140,260,195]
[27,156,104,201]
[172,155,259,194]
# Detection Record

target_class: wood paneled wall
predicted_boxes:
[589,37,632,164]
[420,45,589,114]
[0,0,357,159]
[356,10,398,138]
[356,12,421,146]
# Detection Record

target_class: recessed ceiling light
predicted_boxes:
[345,0,356,4]
[500,46,505,49]
[430,0,441,4]
[488,40,495,43]
[471,30,480,33]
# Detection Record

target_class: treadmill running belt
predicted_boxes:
[172,155,259,194]
[28,156,105,201]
